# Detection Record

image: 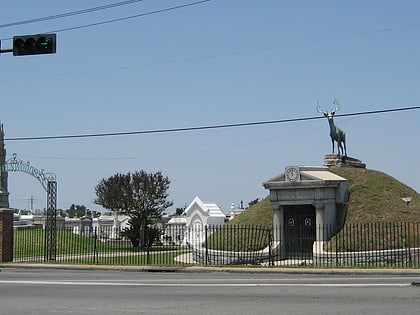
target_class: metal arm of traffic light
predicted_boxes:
[0,49,13,54]
[0,41,13,54]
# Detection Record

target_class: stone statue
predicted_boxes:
[317,99,347,157]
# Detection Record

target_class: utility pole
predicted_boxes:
[30,195,34,213]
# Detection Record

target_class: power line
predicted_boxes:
[49,0,211,34]
[0,0,211,41]
[0,0,146,28]
[4,106,419,142]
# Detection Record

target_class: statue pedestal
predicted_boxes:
[324,154,366,168]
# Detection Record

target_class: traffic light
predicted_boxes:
[13,34,56,56]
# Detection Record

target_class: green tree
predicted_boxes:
[66,204,87,218]
[120,218,162,247]
[94,171,172,248]
[175,206,186,216]
[65,204,100,218]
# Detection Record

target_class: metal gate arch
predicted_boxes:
[0,153,57,261]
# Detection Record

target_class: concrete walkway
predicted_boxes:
[1,262,419,275]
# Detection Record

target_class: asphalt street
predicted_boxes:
[0,267,419,315]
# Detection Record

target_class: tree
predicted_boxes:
[94,171,172,248]
[66,204,84,218]
[65,204,101,218]
[120,218,162,247]
[175,206,186,216]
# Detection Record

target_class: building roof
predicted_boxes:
[167,217,187,225]
[263,166,347,189]
[301,170,346,181]
[184,196,225,218]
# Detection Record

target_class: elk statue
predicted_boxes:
[317,99,347,157]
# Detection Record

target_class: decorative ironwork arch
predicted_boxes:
[0,153,57,261]
[1,153,56,190]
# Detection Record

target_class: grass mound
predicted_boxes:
[231,167,419,225]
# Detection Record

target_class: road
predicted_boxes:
[0,268,419,314]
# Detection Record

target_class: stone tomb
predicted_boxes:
[263,166,349,259]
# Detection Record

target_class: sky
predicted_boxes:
[0,0,419,214]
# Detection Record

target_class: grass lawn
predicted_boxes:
[13,228,191,266]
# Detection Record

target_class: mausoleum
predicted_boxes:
[183,196,226,246]
[263,165,349,259]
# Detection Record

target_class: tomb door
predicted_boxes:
[284,205,315,259]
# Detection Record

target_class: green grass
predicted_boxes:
[13,228,45,258]
[329,167,420,223]
[204,198,273,251]
[13,228,190,265]
[13,229,113,258]
[231,167,419,226]
[69,250,191,266]
[206,225,271,251]
[226,198,273,227]
[325,222,420,251]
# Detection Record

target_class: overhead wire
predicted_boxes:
[0,0,212,41]
[47,0,211,34]
[4,106,419,142]
[0,0,146,28]
[0,3,417,143]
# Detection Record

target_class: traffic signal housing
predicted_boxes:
[13,34,56,56]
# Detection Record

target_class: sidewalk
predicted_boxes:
[1,262,419,275]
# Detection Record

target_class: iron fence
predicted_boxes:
[12,222,420,268]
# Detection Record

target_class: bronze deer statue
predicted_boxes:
[317,99,347,157]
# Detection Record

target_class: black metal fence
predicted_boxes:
[12,222,420,268]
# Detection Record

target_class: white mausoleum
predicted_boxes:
[183,196,226,246]
[263,165,349,258]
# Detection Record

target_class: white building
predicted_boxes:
[165,216,187,245]
[183,196,226,246]
[227,202,245,221]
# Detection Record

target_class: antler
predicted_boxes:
[332,99,340,113]
[316,101,325,114]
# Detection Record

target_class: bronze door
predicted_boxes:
[284,205,315,259]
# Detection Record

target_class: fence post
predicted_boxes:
[93,227,98,264]
[335,224,339,267]
[268,228,273,266]
[146,225,151,265]
[205,225,208,265]
[407,222,412,267]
